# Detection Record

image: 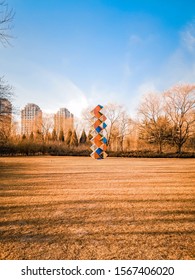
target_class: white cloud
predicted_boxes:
[64,83,89,117]
[132,20,195,94]
[88,83,123,108]
[45,74,89,117]
[181,20,195,53]
[13,67,89,118]
[123,61,132,77]
[158,20,195,89]
[162,49,195,85]
[137,81,158,95]
[127,81,159,115]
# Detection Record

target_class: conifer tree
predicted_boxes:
[29,132,34,141]
[79,129,87,144]
[59,130,64,142]
[65,129,72,145]
[52,129,57,141]
[22,134,26,140]
[87,130,93,143]
[44,131,51,142]
[36,129,43,142]
[70,130,78,147]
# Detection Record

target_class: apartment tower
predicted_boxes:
[54,108,74,137]
[21,103,42,135]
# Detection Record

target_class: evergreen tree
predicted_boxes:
[44,131,49,142]
[79,129,87,144]
[22,134,26,140]
[29,132,34,141]
[52,129,57,141]
[36,129,43,142]
[87,130,93,143]
[59,130,64,142]
[65,129,72,145]
[45,132,52,142]
[70,130,78,147]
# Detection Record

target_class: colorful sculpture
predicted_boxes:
[90,105,107,159]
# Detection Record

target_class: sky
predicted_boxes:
[1,0,195,117]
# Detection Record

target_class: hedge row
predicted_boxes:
[0,143,194,158]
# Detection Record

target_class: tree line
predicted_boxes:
[20,128,88,147]
[138,84,195,154]
[0,82,194,156]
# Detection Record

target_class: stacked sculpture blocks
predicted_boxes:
[90,105,108,159]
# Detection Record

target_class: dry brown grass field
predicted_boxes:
[0,156,194,260]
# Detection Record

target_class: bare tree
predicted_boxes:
[0,116,11,143]
[81,106,93,134]
[82,106,92,122]
[188,114,195,151]
[104,103,124,148]
[0,1,15,143]
[0,1,14,46]
[164,84,195,153]
[41,113,54,141]
[0,76,13,101]
[0,77,17,145]
[82,103,131,151]
[74,115,89,141]
[117,111,133,151]
[138,92,171,153]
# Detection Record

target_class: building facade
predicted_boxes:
[21,103,42,136]
[54,108,74,137]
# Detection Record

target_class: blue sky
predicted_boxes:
[1,0,195,117]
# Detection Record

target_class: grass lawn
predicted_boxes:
[0,156,194,259]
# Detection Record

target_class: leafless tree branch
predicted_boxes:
[0,1,15,46]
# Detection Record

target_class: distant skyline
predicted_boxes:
[1,0,195,117]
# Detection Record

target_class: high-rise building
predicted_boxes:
[54,108,74,137]
[21,103,42,135]
[0,98,12,141]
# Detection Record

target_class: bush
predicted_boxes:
[107,150,195,158]
[0,142,194,158]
